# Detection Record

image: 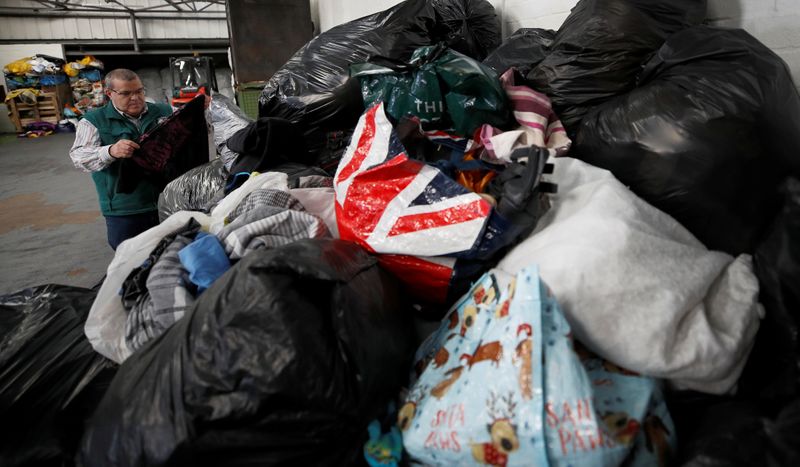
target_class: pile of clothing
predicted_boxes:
[3,54,67,90]
[3,0,800,466]
[66,55,105,115]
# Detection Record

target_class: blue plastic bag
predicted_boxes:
[40,73,67,85]
[78,68,103,82]
[401,266,675,466]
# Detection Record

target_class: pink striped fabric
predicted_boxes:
[477,68,571,163]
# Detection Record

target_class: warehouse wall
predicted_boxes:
[315,0,800,88]
[707,0,800,88]
[0,0,228,42]
[317,0,404,32]
[314,0,566,32]
[0,17,228,42]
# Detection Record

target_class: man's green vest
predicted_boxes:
[83,102,172,216]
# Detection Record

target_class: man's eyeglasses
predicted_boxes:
[110,88,146,98]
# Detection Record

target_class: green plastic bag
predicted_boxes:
[351,43,513,137]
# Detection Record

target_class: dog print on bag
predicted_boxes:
[470,391,520,467]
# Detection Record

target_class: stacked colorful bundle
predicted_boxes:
[65,55,106,114]
[3,54,67,91]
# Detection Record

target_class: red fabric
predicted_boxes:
[481,443,508,467]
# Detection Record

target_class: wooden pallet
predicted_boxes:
[7,92,61,133]
[41,82,72,113]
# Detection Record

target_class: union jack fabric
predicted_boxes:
[334,102,492,257]
[423,128,467,150]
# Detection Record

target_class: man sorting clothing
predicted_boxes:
[69,68,209,250]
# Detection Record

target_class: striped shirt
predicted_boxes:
[68,104,155,173]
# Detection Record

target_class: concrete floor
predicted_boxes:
[0,132,113,295]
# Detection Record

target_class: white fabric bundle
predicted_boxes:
[498,157,762,394]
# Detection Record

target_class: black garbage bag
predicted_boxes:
[526,0,706,132]
[738,178,800,401]
[208,93,252,169]
[258,0,500,162]
[482,27,554,76]
[430,0,501,62]
[668,392,800,466]
[574,26,800,254]
[80,239,416,467]
[226,117,310,174]
[0,285,115,467]
[157,158,228,221]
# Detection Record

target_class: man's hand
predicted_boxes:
[109,139,140,159]
[204,94,212,109]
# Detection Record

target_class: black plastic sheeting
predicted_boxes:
[482,27,554,76]
[157,158,228,222]
[740,178,800,402]
[0,285,115,467]
[431,0,501,62]
[226,117,310,174]
[258,0,500,162]
[80,239,416,467]
[574,26,800,255]
[572,27,800,464]
[668,393,800,466]
[208,93,253,169]
[526,0,706,133]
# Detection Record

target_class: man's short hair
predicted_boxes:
[105,68,140,90]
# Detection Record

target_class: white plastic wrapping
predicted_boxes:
[87,172,330,364]
[290,187,339,238]
[85,212,212,363]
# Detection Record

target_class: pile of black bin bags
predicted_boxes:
[3,0,800,465]
[80,239,415,466]
[257,0,501,167]
[0,285,114,466]
[487,3,800,464]
[493,5,800,466]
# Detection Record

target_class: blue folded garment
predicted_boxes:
[178,232,230,294]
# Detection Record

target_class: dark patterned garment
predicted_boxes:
[120,218,202,310]
[117,95,209,194]
[124,233,197,352]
